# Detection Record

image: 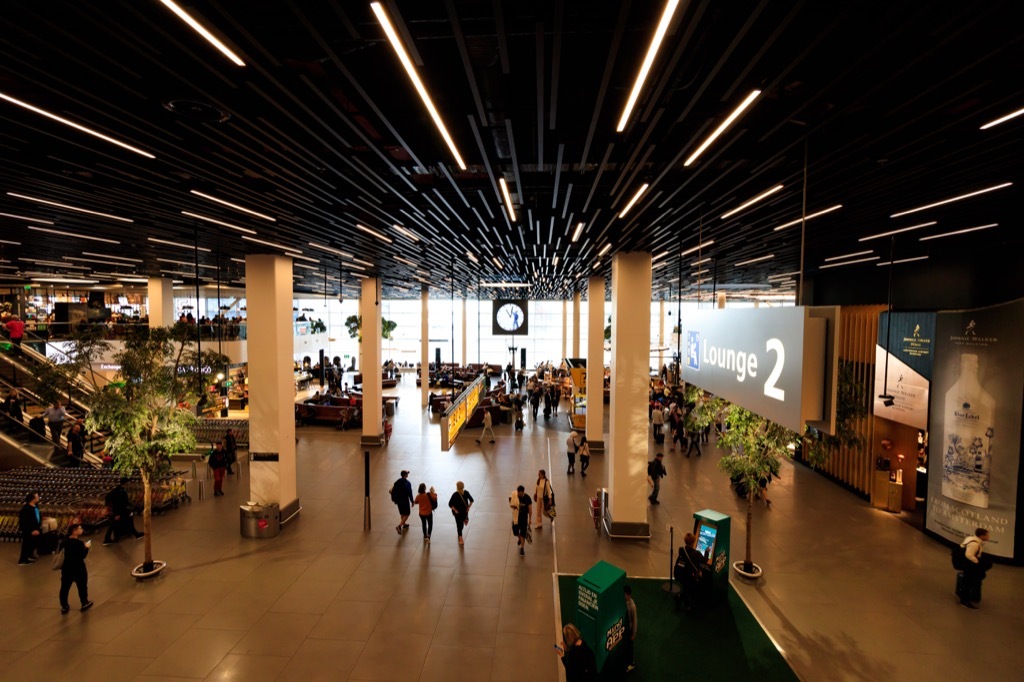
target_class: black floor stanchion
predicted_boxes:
[363,450,371,531]
[663,524,681,593]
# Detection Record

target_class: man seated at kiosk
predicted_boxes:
[674,533,708,611]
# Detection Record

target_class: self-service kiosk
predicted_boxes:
[692,509,731,603]
[576,561,627,672]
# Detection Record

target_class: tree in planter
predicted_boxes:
[32,326,110,406]
[682,385,727,438]
[803,359,870,467]
[84,325,228,576]
[716,404,797,576]
[344,315,397,342]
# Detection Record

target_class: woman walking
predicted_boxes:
[59,523,93,613]
[414,483,438,543]
[534,470,553,529]
[448,481,474,546]
[207,441,229,496]
[578,436,591,478]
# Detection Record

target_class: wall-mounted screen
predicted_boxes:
[492,299,529,336]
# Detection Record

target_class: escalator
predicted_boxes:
[0,413,67,469]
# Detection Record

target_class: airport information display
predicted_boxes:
[441,374,485,451]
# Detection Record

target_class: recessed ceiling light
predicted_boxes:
[772,204,844,231]
[616,0,681,132]
[148,237,210,252]
[572,222,585,243]
[819,256,880,270]
[680,240,714,257]
[499,178,517,222]
[30,226,120,244]
[824,249,873,262]
[492,257,504,270]
[858,221,937,242]
[392,224,420,242]
[877,255,929,267]
[889,182,1011,218]
[619,184,649,218]
[734,254,774,267]
[466,251,479,264]
[308,242,353,258]
[355,223,393,244]
[980,106,1024,130]
[0,91,156,159]
[7,193,133,222]
[0,211,53,224]
[181,211,257,234]
[189,190,274,220]
[157,0,246,66]
[919,223,998,241]
[684,90,761,166]
[552,255,560,267]
[371,2,466,170]
[720,185,784,220]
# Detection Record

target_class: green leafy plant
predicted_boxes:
[84,325,228,573]
[717,405,797,574]
[604,315,611,342]
[31,326,110,406]
[683,385,727,434]
[310,318,327,334]
[344,315,397,341]
[803,360,869,467]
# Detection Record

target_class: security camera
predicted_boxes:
[879,394,895,407]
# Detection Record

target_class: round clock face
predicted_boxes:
[496,303,525,332]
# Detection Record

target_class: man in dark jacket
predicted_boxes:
[393,470,414,534]
[224,428,238,475]
[103,478,143,545]
[66,423,86,467]
[648,453,667,504]
[59,523,93,613]
[18,492,41,565]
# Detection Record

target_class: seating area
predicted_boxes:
[295,393,400,427]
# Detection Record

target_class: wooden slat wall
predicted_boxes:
[820,305,887,494]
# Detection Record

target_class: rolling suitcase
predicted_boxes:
[955,571,982,603]
[514,417,524,431]
[654,431,665,445]
[29,416,46,441]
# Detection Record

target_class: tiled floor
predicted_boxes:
[2,376,1022,681]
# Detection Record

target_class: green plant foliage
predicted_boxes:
[84,326,227,570]
[803,360,869,468]
[31,326,110,405]
[683,385,727,434]
[310,318,327,334]
[345,315,398,341]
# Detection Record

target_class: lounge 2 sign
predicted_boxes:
[682,307,828,433]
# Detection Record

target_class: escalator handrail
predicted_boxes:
[0,348,98,417]
[0,412,101,468]
[18,329,115,394]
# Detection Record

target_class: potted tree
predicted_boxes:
[716,404,796,579]
[85,325,227,578]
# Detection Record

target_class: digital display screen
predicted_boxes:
[695,523,717,562]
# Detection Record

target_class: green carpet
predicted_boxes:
[557,575,797,681]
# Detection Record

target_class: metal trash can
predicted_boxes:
[385,400,395,417]
[240,502,281,539]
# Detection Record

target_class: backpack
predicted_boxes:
[952,541,975,571]
[389,480,403,504]
[430,493,438,510]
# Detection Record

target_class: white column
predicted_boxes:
[561,300,568,360]
[572,291,581,357]
[607,252,652,537]
[658,299,665,372]
[421,286,429,407]
[586,277,605,450]
[361,278,383,445]
[147,277,175,327]
[461,296,467,366]
[245,255,298,520]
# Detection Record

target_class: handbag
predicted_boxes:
[430,493,438,511]
[51,545,64,571]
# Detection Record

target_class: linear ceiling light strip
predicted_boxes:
[29,226,120,244]
[889,182,1011,218]
[7,192,132,222]
[684,90,761,166]
[772,204,843,231]
[189,191,274,220]
[158,0,246,66]
[616,0,681,132]
[720,185,784,219]
[919,223,998,241]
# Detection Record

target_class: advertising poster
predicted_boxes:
[926,300,1024,558]
[873,312,936,429]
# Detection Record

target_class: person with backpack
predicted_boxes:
[534,470,554,529]
[102,477,143,545]
[448,481,474,546]
[391,470,414,535]
[566,430,582,475]
[648,453,666,504]
[414,483,438,544]
[510,485,532,556]
[955,528,992,609]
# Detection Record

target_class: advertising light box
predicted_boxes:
[680,307,829,433]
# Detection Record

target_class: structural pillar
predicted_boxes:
[147,277,175,328]
[658,299,665,373]
[586,277,605,451]
[361,278,384,445]
[244,255,299,523]
[421,286,429,407]
[561,300,568,360]
[572,291,581,358]
[607,252,652,537]
[461,296,467,367]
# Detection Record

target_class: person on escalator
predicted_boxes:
[66,423,85,468]
[2,389,24,432]
[5,314,25,348]
[43,400,69,444]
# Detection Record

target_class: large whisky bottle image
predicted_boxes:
[942,353,995,507]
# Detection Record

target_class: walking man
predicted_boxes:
[58,523,93,613]
[224,428,238,475]
[18,492,41,565]
[566,430,582,475]
[103,477,143,545]
[510,485,532,556]
[623,585,638,672]
[477,409,496,444]
[648,453,666,504]
[44,400,68,445]
[958,528,992,608]
[392,470,414,534]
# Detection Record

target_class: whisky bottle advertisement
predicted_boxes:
[940,353,994,507]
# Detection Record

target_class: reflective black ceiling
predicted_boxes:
[1,0,1021,301]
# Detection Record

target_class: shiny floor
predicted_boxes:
[1,376,1021,681]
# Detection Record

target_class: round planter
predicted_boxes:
[131,560,167,579]
[732,561,764,580]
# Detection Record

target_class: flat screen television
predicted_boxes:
[695,522,717,564]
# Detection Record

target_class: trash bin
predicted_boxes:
[240,502,281,539]
[385,400,395,417]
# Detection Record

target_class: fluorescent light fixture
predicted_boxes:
[492,257,504,270]
[919,223,998,241]
[616,0,681,132]
[63,256,128,267]
[158,0,245,66]
[499,177,517,222]
[0,91,156,158]
[241,235,299,252]
[118,278,149,283]
[352,257,374,268]
[466,251,479,264]
[392,224,420,242]
[680,240,715,257]
[767,270,801,280]
[22,258,88,269]
[980,106,1024,130]
[720,184,784,219]
[294,263,319,271]
[889,182,1012,218]
[82,252,142,263]
[619,183,649,218]
[652,251,670,262]
[371,2,466,169]
[552,255,560,267]
[598,243,612,257]
[31,278,99,284]
[877,256,929,267]
[181,211,256,234]
[0,211,53,224]
[7,193,133,222]
[572,222,585,242]
[189,190,273,220]
[858,221,937,242]
[734,254,774,267]
[308,242,353,258]
[684,90,761,166]
[394,255,417,267]
[824,249,873,262]
[592,260,602,269]
[479,282,530,288]
[691,257,711,266]
[819,256,879,269]
[0,239,21,245]
[355,223,393,244]
[692,268,709,277]
[772,204,844,231]
[29,226,120,244]
[147,237,210,252]
[157,258,216,269]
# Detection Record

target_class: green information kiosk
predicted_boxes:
[576,560,626,672]
[693,509,731,603]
